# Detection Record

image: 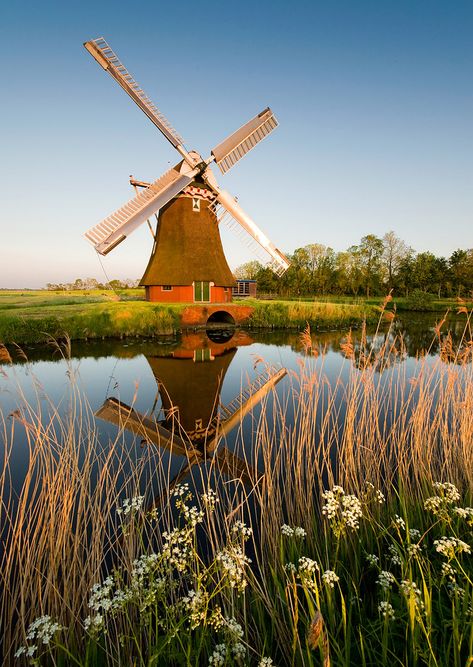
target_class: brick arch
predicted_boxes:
[181,304,254,327]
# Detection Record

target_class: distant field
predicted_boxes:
[0,289,380,345]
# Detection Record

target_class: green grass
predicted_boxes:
[242,298,379,329]
[0,291,380,344]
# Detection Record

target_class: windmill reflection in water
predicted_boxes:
[95,330,286,509]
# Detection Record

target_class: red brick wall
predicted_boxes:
[181,305,254,327]
[146,285,233,304]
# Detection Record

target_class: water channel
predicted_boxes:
[1,312,470,499]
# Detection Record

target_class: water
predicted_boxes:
[0,312,469,498]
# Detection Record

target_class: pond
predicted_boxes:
[1,311,471,501]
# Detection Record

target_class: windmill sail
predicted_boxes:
[84,38,185,150]
[211,191,290,277]
[85,165,197,255]
[211,108,278,174]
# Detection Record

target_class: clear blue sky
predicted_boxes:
[0,0,471,288]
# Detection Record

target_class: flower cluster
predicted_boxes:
[232,520,253,540]
[366,553,379,566]
[377,570,396,590]
[322,486,363,537]
[378,601,395,620]
[400,580,425,614]
[454,506,473,526]
[281,524,306,538]
[433,536,471,559]
[433,482,461,503]
[15,616,64,659]
[216,545,251,592]
[209,643,227,666]
[297,556,320,592]
[393,515,406,530]
[182,589,209,629]
[117,495,145,516]
[201,488,219,511]
[364,481,385,504]
[322,570,339,588]
[424,482,461,518]
[162,527,193,572]
[388,543,402,566]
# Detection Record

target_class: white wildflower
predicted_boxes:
[409,528,421,541]
[454,506,473,525]
[208,607,225,630]
[447,582,465,598]
[294,526,306,538]
[388,544,401,566]
[173,482,190,498]
[183,589,209,629]
[441,562,456,581]
[298,557,319,575]
[434,536,471,559]
[433,482,460,503]
[281,524,294,537]
[393,515,406,530]
[232,642,246,659]
[284,562,297,574]
[297,557,320,592]
[377,571,396,590]
[378,601,395,619]
[216,546,251,592]
[162,527,193,571]
[209,643,227,666]
[201,488,219,511]
[366,553,379,566]
[259,659,274,667]
[84,614,104,633]
[407,543,422,557]
[400,580,425,612]
[225,616,244,640]
[232,520,253,540]
[116,495,144,516]
[322,570,339,587]
[322,487,363,536]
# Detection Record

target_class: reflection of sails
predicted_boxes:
[95,330,286,492]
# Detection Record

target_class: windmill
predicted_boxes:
[83,38,290,303]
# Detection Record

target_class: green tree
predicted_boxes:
[358,235,384,297]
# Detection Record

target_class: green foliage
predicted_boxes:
[405,290,436,312]
[247,300,379,330]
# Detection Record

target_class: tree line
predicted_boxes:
[46,278,139,291]
[235,232,473,298]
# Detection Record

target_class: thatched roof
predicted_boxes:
[140,183,236,287]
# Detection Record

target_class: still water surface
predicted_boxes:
[0,312,469,496]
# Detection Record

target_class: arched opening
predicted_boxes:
[206,311,236,344]
[206,311,235,327]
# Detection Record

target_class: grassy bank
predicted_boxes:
[0,291,379,344]
[1,314,472,665]
[244,299,378,330]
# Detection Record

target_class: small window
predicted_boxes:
[162,285,173,291]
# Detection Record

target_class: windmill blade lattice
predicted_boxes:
[85,165,196,254]
[210,199,289,277]
[84,38,185,149]
[211,108,278,174]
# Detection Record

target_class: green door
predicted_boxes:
[194,281,210,302]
